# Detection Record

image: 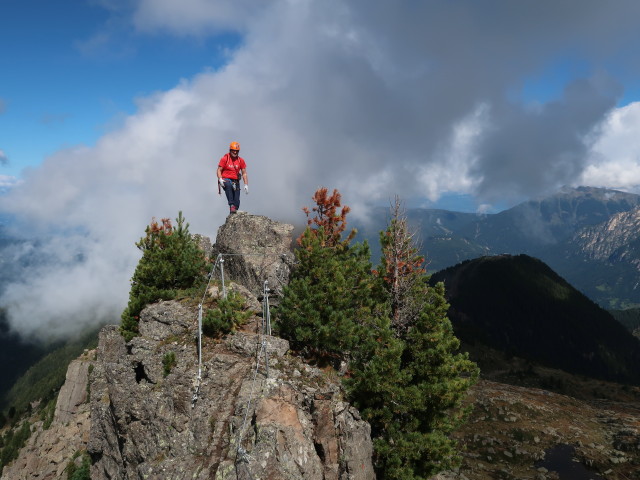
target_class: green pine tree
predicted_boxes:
[349,197,479,479]
[344,307,408,436]
[278,225,376,357]
[376,196,428,332]
[393,281,478,477]
[120,212,207,340]
[277,188,376,358]
[278,191,478,479]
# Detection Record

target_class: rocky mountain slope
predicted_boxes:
[87,304,373,479]
[573,205,640,269]
[1,353,93,478]
[355,186,640,308]
[1,213,374,480]
[3,212,640,480]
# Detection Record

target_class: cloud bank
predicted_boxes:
[579,103,640,190]
[2,0,640,340]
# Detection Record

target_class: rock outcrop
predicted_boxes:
[573,205,640,269]
[1,354,93,479]
[2,214,373,480]
[210,212,296,297]
[87,300,374,479]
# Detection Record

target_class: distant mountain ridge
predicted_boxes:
[0,311,50,406]
[355,186,640,308]
[0,228,58,406]
[473,186,640,251]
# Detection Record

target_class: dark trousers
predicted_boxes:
[222,179,241,209]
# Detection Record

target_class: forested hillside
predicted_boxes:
[431,254,640,384]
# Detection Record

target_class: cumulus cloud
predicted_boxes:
[471,74,623,203]
[0,173,18,196]
[3,0,640,340]
[0,175,17,191]
[580,102,640,192]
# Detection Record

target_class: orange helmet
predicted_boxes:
[229,141,240,151]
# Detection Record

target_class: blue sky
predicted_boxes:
[1,0,238,177]
[3,0,640,339]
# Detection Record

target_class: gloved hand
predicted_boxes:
[244,185,249,194]
[218,178,225,188]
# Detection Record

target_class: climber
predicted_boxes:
[217,141,249,214]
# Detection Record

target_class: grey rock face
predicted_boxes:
[1,355,93,480]
[208,281,262,314]
[210,212,296,296]
[193,234,213,261]
[88,300,374,479]
[573,206,640,268]
[137,300,194,341]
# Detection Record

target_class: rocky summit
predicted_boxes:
[211,211,297,297]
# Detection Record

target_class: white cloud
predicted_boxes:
[416,104,489,202]
[580,102,640,191]
[0,175,17,190]
[4,0,640,340]
[132,0,265,35]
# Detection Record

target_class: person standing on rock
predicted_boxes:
[217,141,249,214]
